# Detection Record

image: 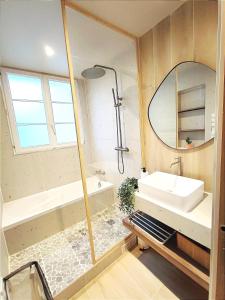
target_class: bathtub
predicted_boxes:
[3,176,114,231]
[3,176,115,254]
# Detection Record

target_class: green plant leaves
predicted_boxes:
[117,177,138,216]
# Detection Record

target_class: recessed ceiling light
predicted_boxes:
[44,45,55,57]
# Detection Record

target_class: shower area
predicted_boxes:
[0,0,141,297]
[82,64,129,174]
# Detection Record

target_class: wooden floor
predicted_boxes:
[70,247,208,300]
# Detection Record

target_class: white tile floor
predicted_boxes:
[10,203,130,296]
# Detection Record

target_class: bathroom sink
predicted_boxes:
[138,172,204,212]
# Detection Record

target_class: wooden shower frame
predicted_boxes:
[60,0,146,265]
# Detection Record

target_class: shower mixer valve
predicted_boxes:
[114,103,122,107]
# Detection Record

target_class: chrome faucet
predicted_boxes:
[95,170,105,188]
[170,157,182,176]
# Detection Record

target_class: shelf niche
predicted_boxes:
[177,84,205,148]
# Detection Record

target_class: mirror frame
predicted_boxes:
[147,61,215,151]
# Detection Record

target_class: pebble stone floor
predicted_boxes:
[9,203,130,296]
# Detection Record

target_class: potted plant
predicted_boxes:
[118,177,138,217]
[186,137,193,149]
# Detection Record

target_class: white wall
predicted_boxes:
[0,87,9,283]
[0,190,9,279]
[0,51,9,286]
[84,69,141,188]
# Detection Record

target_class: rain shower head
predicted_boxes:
[81,66,105,79]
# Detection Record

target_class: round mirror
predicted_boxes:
[148,62,216,149]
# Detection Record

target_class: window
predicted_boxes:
[49,80,76,144]
[7,73,49,148]
[1,69,78,154]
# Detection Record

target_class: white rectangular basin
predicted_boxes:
[138,172,204,212]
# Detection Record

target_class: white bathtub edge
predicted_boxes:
[3,179,114,231]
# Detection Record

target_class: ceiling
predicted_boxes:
[71,0,184,37]
[0,0,69,76]
[67,8,136,77]
[0,0,136,77]
[0,0,184,77]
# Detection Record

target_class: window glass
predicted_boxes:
[7,72,49,149]
[8,73,43,100]
[52,103,74,123]
[49,80,72,103]
[3,71,79,152]
[17,125,49,147]
[49,79,76,144]
[13,101,47,124]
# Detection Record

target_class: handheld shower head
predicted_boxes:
[81,66,105,79]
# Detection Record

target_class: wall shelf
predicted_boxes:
[177,83,206,147]
[178,107,205,113]
[178,129,205,133]
[178,84,205,96]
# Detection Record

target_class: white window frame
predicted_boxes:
[1,67,79,155]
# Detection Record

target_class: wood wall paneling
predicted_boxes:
[194,0,218,69]
[153,16,172,87]
[142,88,155,171]
[171,0,194,65]
[209,1,225,298]
[140,0,218,192]
[140,30,155,90]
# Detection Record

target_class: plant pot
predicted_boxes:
[186,143,193,149]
